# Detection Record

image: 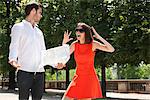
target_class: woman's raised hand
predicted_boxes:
[62,30,73,44]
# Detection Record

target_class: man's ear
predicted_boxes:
[31,8,36,15]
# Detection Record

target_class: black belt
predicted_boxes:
[18,70,44,75]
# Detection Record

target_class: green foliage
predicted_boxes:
[118,64,139,79]
[95,66,114,80]
[0,0,22,74]
[116,62,150,79]
[45,69,76,81]
[0,33,10,73]
[96,67,102,79]
[109,0,150,64]
[137,62,150,79]
[106,67,113,79]
[0,0,10,73]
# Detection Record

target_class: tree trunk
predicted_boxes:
[101,64,106,98]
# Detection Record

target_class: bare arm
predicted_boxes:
[92,27,115,52]
[56,30,75,69]
[70,41,77,55]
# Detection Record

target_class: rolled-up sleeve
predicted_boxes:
[41,35,46,50]
[9,24,22,62]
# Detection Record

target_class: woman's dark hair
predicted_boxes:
[76,23,93,44]
[25,2,42,16]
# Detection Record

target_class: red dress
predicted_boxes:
[65,42,103,99]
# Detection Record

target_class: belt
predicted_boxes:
[18,70,44,75]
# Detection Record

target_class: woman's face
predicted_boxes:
[75,26,85,41]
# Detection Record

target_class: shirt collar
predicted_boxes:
[22,20,38,28]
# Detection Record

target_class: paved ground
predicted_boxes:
[0,89,62,100]
[106,92,150,100]
[0,88,150,100]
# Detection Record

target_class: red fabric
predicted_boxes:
[65,42,103,99]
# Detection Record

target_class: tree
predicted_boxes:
[0,0,22,90]
[108,0,150,65]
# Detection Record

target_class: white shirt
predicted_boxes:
[9,20,46,72]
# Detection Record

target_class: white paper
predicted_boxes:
[41,44,70,68]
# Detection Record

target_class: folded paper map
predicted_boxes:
[41,44,70,68]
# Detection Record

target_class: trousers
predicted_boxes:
[17,70,44,100]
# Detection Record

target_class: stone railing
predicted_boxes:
[106,79,150,93]
[45,80,150,93]
[1,79,150,93]
[45,80,66,90]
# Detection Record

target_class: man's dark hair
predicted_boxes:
[25,2,42,16]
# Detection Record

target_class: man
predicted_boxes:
[8,2,63,100]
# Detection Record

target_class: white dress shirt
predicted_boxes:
[9,20,46,72]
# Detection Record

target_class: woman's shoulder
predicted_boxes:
[71,40,78,45]
[70,40,78,49]
[70,40,78,53]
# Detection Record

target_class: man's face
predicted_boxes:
[34,7,42,22]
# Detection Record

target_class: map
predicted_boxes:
[41,44,70,68]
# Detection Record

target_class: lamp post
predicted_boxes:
[6,0,10,36]
[101,63,106,98]
[66,63,70,88]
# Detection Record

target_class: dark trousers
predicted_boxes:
[17,70,44,100]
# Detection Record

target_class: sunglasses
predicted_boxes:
[75,29,85,33]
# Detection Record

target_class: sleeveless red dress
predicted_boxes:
[65,42,103,99]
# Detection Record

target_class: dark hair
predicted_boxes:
[76,23,93,44]
[25,2,42,16]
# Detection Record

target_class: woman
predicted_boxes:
[62,23,115,100]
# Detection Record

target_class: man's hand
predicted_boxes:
[56,63,66,69]
[9,61,21,69]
